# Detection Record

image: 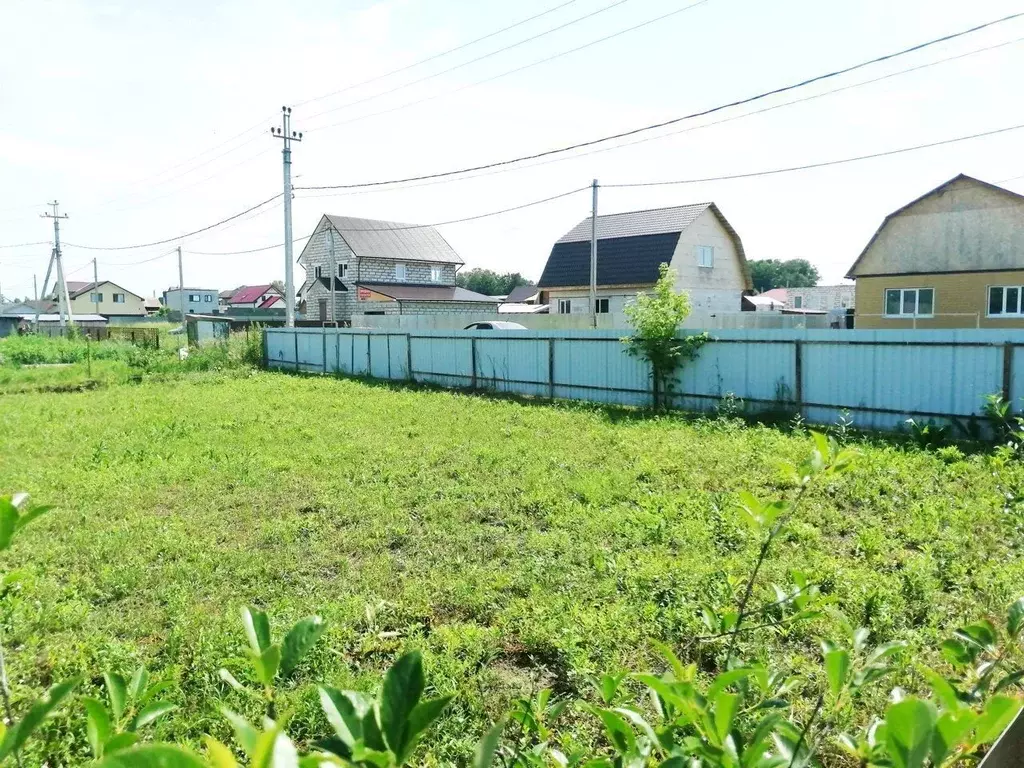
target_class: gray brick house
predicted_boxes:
[297,214,499,322]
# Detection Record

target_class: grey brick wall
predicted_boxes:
[358,259,455,285]
[399,301,496,315]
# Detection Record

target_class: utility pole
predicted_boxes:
[42,201,72,328]
[37,251,54,330]
[92,257,98,312]
[177,246,185,324]
[271,106,302,327]
[328,228,336,325]
[32,274,38,330]
[590,178,599,328]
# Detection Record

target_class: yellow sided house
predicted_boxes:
[55,281,148,319]
[847,174,1024,329]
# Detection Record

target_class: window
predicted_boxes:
[793,296,803,308]
[558,298,572,314]
[430,266,443,282]
[90,292,103,303]
[188,293,201,302]
[204,294,212,302]
[885,288,934,317]
[695,245,714,268]
[988,286,1024,316]
[113,293,125,304]
[595,298,610,314]
[338,263,348,279]
[314,266,323,278]
[395,263,408,281]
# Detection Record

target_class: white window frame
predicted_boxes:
[430,265,443,283]
[204,294,212,302]
[987,285,1024,317]
[188,293,201,302]
[884,287,934,318]
[558,298,572,315]
[338,263,348,279]
[395,263,408,281]
[113,293,125,304]
[695,245,714,268]
[595,297,610,314]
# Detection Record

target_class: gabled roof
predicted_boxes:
[846,174,1024,278]
[259,296,283,309]
[319,214,464,265]
[67,281,143,300]
[540,203,751,289]
[505,284,539,303]
[357,282,497,302]
[228,285,280,304]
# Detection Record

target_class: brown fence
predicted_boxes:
[36,326,160,348]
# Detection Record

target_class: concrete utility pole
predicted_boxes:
[42,201,72,327]
[37,251,54,330]
[177,246,186,323]
[328,228,336,325]
[271,106,302,327]
[92,257,98,310]
[32,274,38,329]
[590,178,599,328]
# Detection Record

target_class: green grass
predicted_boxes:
[1,371,1023,763]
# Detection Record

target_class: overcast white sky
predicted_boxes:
[1,0,1023,300]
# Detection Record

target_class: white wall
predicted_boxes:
[670,208,747,313]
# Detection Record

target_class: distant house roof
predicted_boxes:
[358,282,497,302]
[219,287,240,300]
[540,203,751,289]
[320,215,465,265]
[259,296,283,309]
[505,284,539,303]
[65,281,143,300]
[761,288,789,302]
[743,295,785,309]
[65,281,91,294]
[229,285,280,304]
[144,297,161,310]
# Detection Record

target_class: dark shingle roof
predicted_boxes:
[505,284,539,303]
[539,233,681,289]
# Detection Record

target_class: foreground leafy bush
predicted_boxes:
[1,433,1022,766]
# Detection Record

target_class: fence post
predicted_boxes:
[262,329,268,369]
[793,340,803,410]
[367,334,372,376]
[335,328,341,374]
[406,333,413,381]
[471,337,477,389]
[294,330,300,372]
[548,338,555,400]
[387,334,392,379]
[1003,342,1013,403]
[322,328,328,374]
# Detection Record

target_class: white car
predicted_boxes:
[464,321,528,330]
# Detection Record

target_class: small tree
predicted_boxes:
[622,264,707,409]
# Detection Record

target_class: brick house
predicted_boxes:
[297,214,498,322]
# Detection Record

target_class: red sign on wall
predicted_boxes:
[357,288,371,301]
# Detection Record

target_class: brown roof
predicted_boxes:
[358,283,497,302]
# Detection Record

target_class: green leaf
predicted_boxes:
[994,669,1024,694]
[940,639,974,667]
[922,669,961,711]
[379,651,425,755]
[955,620,998,653]
[222,707,259,756]
[824,650,851,697]
[95,744,208,767]
[129,666,149,702]
[401,696,452,761]
[591,706,636,754]
[204,737,239,768]
[251,725,299,768]
[931,710,977,765]
[884,698,937,768]
[82,696,111,758]
[279,616,326,678]
[714,692,740,744]
[242,606,272,654]
[319,687,369,748]
[218,668,247,693]
[614,708,661,755]
[104,671,128,721]
[1008,597,1024,638]
[473,718,506,768]
[103,732,140,754]
[810,431,831,465]
[131,700,177,731]
[253,644,281,687]
[0,678,79,762]
[362,703,387,752]
[0,499,19,551]
[707,667,754,703]
[13,504,52,532]
[973,695,1022,745]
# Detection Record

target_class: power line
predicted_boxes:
[62,193,283,251]
[189,186,589,255]
[303,0,640,124]
[0,241,48,250]
[308,0,710,133]
[602,121,1024,187]
[296,10,1024,191]
[294,0,581,109]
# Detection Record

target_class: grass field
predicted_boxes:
[1,369,1024,763]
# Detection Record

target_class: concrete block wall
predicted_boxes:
[358,259,456,285]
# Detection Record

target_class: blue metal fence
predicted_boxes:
[264,327,1024,431]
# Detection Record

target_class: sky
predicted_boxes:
[1,0,1023,301]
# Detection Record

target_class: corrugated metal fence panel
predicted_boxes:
[264,328,1024,430]
[475,336,549,397]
